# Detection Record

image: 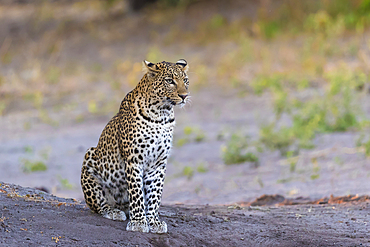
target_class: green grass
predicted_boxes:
[257,0,370,39]
[58,176,74,190]
[357,134,370,157]
[174,162,209,181]
[252,66,367,156]
[277,177,293,184]
[365,140,370,157]
[161,0,370,44]
[176,126,206,147]
[310,174,320,180]
[182,166,194,180]
[259,125,296,156]
[222,134,259,165]
[196,163,208,173]
[24,145,33,154]
[20,146,51,173]
[21,159,47,173]
[176,138,188,147]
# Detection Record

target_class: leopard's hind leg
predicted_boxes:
[81,148,126,221]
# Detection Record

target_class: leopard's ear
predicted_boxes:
[176,59,189,73]
[143,60,159,79]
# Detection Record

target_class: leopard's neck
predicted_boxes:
[135,91,174,125]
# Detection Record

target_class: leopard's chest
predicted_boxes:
[136,122,174,168]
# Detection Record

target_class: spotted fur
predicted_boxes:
[81,59,189,233]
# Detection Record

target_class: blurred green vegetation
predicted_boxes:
[159,0,370,44]
[251,66,369,159]
[21,160,47,173]
[20,146,51,173]
[357,134,370,157]
[212,0,370,164]
[182,166,194,180]
[222,134,259,165]
[176,126,206,147]
[58,176,75,190]
[257,0,370,39]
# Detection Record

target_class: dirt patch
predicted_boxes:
[247,194,370,206]
[1,182,370,246]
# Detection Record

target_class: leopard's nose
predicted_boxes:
[178,94,188,100]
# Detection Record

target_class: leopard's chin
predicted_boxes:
[175,101,187,109]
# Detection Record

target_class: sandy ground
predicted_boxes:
[1,182,370,246]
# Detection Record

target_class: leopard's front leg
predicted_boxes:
[144,163,167,233]
[125,162,149,232]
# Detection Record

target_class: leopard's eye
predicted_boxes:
[183,78,189,84]
[165,78,175,84]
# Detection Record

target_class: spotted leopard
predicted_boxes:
[81,59,189,233]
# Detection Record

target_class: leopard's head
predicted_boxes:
[142,59,189,107]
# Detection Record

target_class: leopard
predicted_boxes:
[81,59,189,234]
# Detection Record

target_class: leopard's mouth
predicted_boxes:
[164,96,188,107]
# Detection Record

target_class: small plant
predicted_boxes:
[88,100,98,114]
[21,159,47,173]
[176,126,206,147]
[289,162,297,173]
[24,145,33,154]
[285,151,298,172]
[183,126,193,135]
[277,177,293,184]
[259,125,295,156]
[176,138,188,147]
[195,133,206,142]
[182,166,194,180]
[310,174,320,180]
[196,162,208,173]
[364,140,370,157]
[357,134,370,157]
[58,176,74,190]
[222,134,259,165]
[20,146,51,173]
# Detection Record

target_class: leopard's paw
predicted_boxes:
[103,209,127,221]
[126,220,149,233]
[149,220,167,234]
